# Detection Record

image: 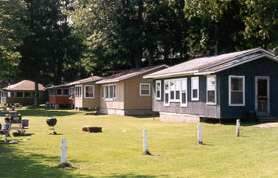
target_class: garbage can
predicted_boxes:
[21,119,29,128]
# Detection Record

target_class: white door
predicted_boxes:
[255,76,270,116]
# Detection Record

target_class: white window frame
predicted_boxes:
[174,79,181,102]
[164,80,170,106]
[155,80,162,100]
[84,85,95,99]
[229,75,245,106]
[206,75,217,105]
[140,83,151,96]
[169,80,176,102]
[180,78,188,107]
[75,85,83,98]
[103,84,116,101]
[191,76,199,101]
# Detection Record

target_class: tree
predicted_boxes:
[185,0,245,56]
[184,0,278,57]
[71,0,189,73]
[18,0,83,106]
[240,0,278,49]
[0,0,28,79]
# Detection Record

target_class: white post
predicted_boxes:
[197,122,203,144]
[3,134,7,143]
[60,138,68,164]
[143,129,149,155]
[236,119,240,137]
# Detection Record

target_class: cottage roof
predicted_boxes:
[47,76,102,89]
[3,80,45,91]
[96,65,168,84]
[144,48,277,79]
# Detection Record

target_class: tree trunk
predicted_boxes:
[34,81,39,107]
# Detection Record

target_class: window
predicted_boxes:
[175,79,181,101]
[207,75,217,105]
[140,83,151,96]
[155,80,161,100]
[84,85,95,98]
[180,78,188,107]
[16,92,23,98]
[170,80,175,101]
[102,86,105,98]
[69,87,74,97]
[24,92,32,98]
[63,89,69,96]
[48,90,55,96]
[164,80,170,106]
[75,86,82,98]
[56,89,62,95]
[168,79,181,102]
[229,75,245,106]
[191,77,199,101]
[104,84,116,99]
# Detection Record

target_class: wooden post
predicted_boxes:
[236,119,240,137]
[197,122,203,144]
[3,133,8,143]
[143,129,151,155]
[60,138,68,164]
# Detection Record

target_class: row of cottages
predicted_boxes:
[47,65,167,115]
[144,48,278,122]
[47,76,102,109]
[0,80,45,105]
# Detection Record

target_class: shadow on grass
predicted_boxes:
[18,109,77,117]
[0,144,162,178]
[0,144,91,178]
[102,174,167,178]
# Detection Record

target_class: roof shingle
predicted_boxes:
[3,80,45,91]
[96,65,168,84]
[144,48,276,79]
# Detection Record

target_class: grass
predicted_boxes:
[1,108,278,178]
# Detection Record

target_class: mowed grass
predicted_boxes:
[1,109,278,178]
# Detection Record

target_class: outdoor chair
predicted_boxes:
[0,118,11,143]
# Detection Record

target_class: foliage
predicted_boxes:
[0,0,277,82]
[185,0,278,56]
[71,0,188,74]
[0,0,29,79]
[18,0,84,85]
[240,0,278,49]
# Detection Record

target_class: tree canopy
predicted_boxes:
[0,0,277,83]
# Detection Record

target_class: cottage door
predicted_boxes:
[255,76,270,116]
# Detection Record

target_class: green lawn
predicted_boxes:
[1,109,278,178]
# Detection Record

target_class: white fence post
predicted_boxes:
[60,138,68,164]
[143,129,150,155]
[236,119,240,137]
[197,122,203,144]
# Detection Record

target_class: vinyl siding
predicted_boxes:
[153,76,221,118]
[219,57,278,119]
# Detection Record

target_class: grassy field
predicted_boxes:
[1,109,278,178]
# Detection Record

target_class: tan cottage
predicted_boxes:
[72,76,102,110]
[96,65,167,116]
[1,80,46,106]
